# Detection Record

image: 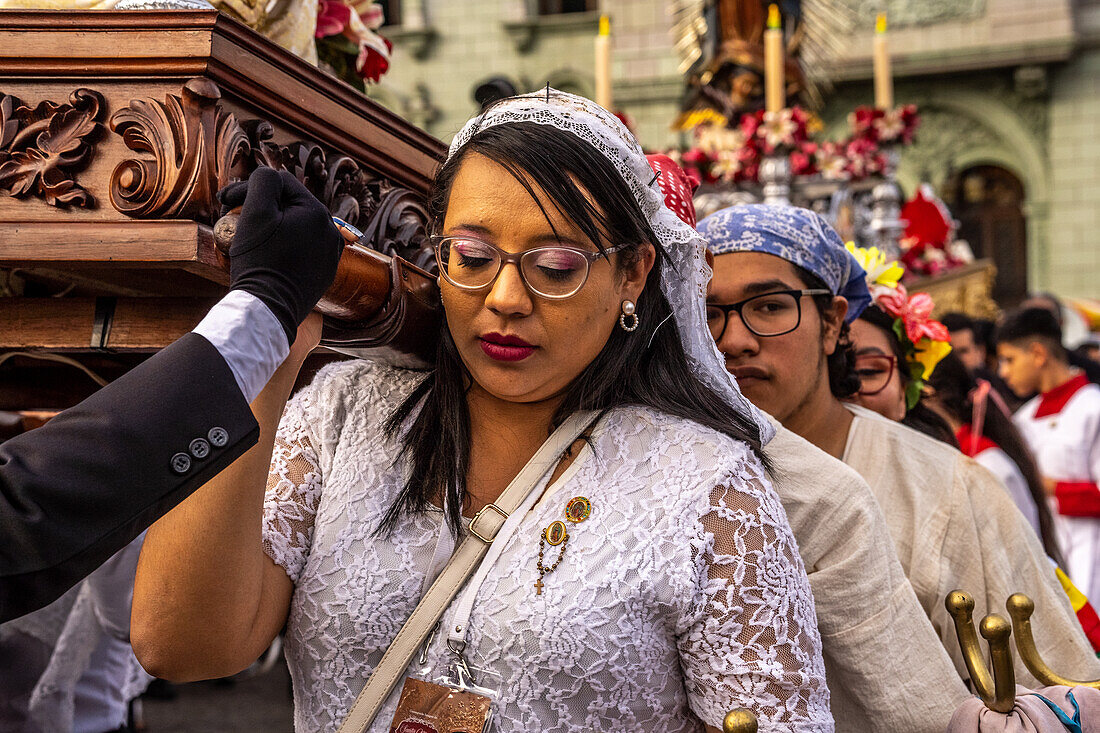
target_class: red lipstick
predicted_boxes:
[479,332,536,362]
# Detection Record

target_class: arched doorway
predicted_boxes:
[943,165,1029,306]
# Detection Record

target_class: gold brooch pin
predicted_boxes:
[535,522,568,596]
[565,496,591,523]
[533,498,592,596]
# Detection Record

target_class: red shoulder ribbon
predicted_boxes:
[1035,373,1090,419]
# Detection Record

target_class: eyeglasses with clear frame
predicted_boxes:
[433,235,629,299]
[706,289,831,340]
[855,354,898,396]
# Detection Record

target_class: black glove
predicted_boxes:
[216,167,343,344]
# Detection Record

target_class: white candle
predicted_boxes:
[595,15,613,111]
[764,4,784,113]
[873,13,894,110]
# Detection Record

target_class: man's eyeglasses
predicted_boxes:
[855,354,898,396]
[706,289,831,340]
[433,236,627,299]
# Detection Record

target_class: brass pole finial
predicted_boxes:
[723,708,758,733]
[1007,592,1100,688]
[945,590,1017,712]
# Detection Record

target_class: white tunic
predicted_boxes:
[262,361,831,733]
[1015,375,1100,601]
[842,405,1100,687]
[763,423,968,732]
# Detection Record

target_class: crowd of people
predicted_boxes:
[3,88,1100,732]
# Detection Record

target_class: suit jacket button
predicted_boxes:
[189,438,211,459]
[171,452,192,474]
[208,427,229,448]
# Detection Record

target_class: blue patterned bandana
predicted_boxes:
[697,204,872,322]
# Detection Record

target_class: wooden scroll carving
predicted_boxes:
[110,77,249,224]
[109,78,433,267]
[235,116,433,269]
[362,186,434,271]
[0,88,105,208]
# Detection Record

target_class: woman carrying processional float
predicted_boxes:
[130,90,832,732]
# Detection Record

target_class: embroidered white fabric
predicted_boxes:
[262,360,830,732]
[448,88,775,445]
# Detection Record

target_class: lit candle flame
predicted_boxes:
[768,4,780,30]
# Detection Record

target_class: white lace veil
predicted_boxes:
[447,88,775,444]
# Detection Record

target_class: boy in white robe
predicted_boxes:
[697,204,1100,696]
[999,307,1100,601]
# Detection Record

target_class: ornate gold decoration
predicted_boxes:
[110,78,249,225]
[565,496,591,523]
[913,260,1000,320]
[945,590,1016,712]
[1007,593,1100,688]
[723,708,758,733]
[0,88,104,208]
[545,520,567,546]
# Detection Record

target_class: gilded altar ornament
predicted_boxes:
[1007,592,1100,688]
[722,708,758,733]
[564,496,591,523]
[945,590,1016,713]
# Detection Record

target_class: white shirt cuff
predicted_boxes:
[192,290,290,403]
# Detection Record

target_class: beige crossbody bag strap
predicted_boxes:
[336,410,598,733]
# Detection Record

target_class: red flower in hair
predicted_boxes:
[876,283,950,344]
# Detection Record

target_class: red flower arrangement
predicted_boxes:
[316,0,352,38]
[315,0,392,88]
[671,103,919,187]
[848,104,920,145]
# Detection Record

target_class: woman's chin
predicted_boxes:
[466,361,564,405]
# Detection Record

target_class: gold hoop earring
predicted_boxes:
[619,300,639,332]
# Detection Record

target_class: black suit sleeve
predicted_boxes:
[0,333,260,622]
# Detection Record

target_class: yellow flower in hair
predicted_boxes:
[846,242,904,290]
[912,337,952,381]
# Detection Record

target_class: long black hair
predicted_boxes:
[858,306,958,447]
[929,353,1065,566]
[380,121,765,536]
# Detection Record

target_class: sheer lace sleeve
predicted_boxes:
[678,457,831,731]
[262,385,325,584]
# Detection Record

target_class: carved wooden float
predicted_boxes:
[0,9,446,409]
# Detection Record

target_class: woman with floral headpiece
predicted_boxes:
[130,91,830,732]
[842,245,956,444]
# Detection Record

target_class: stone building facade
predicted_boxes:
[373,0,1100,302]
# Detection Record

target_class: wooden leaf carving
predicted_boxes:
[0,88,103,208]
[109,78,249,224]
[105,78,432,268]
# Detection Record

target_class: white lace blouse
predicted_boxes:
[262,360,831,732]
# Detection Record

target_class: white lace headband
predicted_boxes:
[447,88,775,445]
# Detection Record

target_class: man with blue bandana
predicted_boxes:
[698,204,1100,695]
